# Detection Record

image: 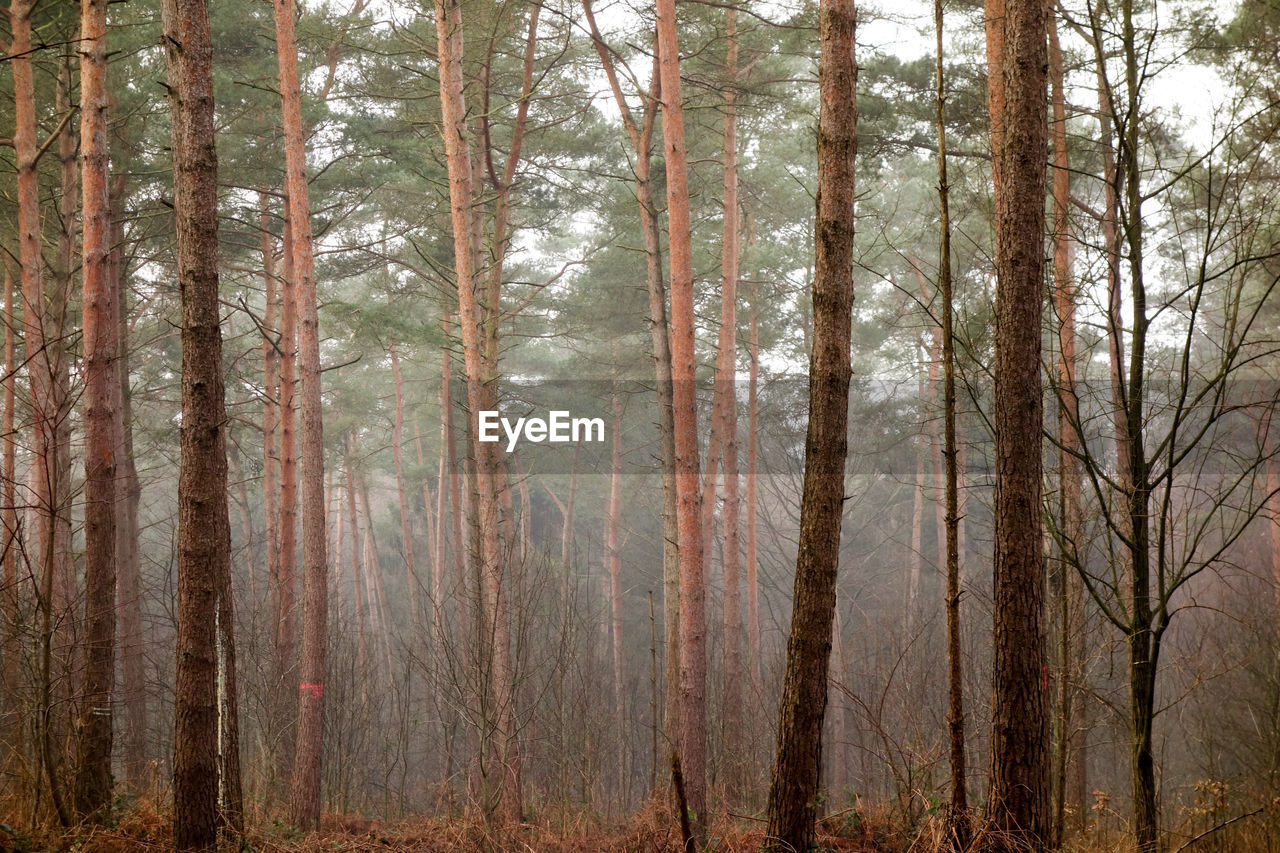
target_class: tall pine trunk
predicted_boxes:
[717,5,744,802]
[74,0,119,817]
[580,4,679,760]
[164,0,236,845]
[273,0,330,829]
[764,0,857,846]
[654,0,708,838]
[11,0,69,823]
[434,0,523,823]
[988,0,1050,845]
[113,175,148,794]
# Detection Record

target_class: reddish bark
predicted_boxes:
[717,9,744,800]
[655,0,708,835]
[74,0,118,818]
[434,0,524,822]
[273,0,330,828]
[579,4,679,754]
[985,0,1006,197]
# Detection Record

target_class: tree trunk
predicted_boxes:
[984,0,1005,198]
[934,1,968,841]
[909,433,925,627]
[413,407,446,652]
[988,0,1049,844]
[53,49,78,714]
[357,471,394,678]
[217,537,244,838]
[164,0,235,845]
[763,0,856,847]
[390,337,423,635]
[578,8,680,761]
[12,0,69,822]
[1119,0,1157,846]
[441,310,470,670]
[1049,10,1085,845]
[272,0,330,829]
[343,447,369,678]
[434,0,522,822]
[74,0,119,818]
[109,174,148,795]
[1,260,14,739]
[277,202,299,676]
[746,272,761,696]
[608,371,626,799]
[654,0,708,837]
[260,191,282,637]
[718,6,744,803]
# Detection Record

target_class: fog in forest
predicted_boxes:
[1,0,1279,851]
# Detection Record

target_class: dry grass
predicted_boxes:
[6,795,1278,852]
[1,796,875,852]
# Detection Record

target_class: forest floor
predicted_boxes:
[3,799,887,852]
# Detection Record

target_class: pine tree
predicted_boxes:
[164,0,236,845]
[764,0,857,846]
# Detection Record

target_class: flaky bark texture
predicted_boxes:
[988,0,1049,846]
[164,0,235,846]
[273,0,330,830]
[74,0,118,819]
[655,0,707,838]
[764,0,857,848]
